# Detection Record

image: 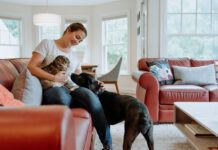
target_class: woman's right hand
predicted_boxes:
[54,71,68,83]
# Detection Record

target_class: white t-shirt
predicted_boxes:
[34,39,80,89]
[34,39,81,75]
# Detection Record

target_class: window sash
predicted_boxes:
[165,0,218,59]
[167,0,218,35]
[0,17,21,58]
[102,16,129,74]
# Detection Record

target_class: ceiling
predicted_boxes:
[0,0,121,6]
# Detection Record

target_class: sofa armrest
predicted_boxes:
[134,71,160,122]
[0,106,75,150]
[131,70,147,82]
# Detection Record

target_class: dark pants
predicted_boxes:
[43,86,112,148]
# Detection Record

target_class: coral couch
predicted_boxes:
[0,58,95,150]
[132,58,218,123]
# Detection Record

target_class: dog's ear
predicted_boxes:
[71,73,84,86]
[71,73,79,82]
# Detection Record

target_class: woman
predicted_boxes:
[28,23,112,150]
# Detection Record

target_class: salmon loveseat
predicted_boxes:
[132,58,218,123]
[0,58,95,150]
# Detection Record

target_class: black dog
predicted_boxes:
[71,73,154,150]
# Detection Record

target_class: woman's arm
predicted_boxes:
[27,52,67,82]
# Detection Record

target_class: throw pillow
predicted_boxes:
[11,68,42,106]
[146,60,174,85]
[0,84,24,106]
[173,64,217,85]
[0,84,14,101]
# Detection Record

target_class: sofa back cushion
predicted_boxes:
[138,58,165,71]
[138,58,191,71]
[0,58,29,91]
[0,60,19,91]
[191,59,215,67]
[168,58,191,68]
[9,58,29,73]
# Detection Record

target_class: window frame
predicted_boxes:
[101,15,130,75]
[0,16,22,58]
[160,0,218,58]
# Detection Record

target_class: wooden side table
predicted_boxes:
[81,64,98,75]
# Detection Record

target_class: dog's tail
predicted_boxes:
[138,103,153,134]
[138,103,154,150]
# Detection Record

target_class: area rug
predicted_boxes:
[94,122,194,150]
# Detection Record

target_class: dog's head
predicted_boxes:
[71,72,104,95]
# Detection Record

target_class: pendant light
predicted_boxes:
[33,0,61,26]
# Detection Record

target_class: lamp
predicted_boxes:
[33,0,61,26]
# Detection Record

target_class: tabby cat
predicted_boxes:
[41,55,74,90]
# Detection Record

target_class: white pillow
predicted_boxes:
[173,64,217,85]
[11,68,42,106]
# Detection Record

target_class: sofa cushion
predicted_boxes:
[0,84,24,106]
[147,59,174,85]
[203,85,218,102]
[11,68,42,106]
[173,64,217,85]
[159,85,209,104]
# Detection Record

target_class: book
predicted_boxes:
[184,123,215,137]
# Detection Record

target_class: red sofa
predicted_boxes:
[0,58,95,150]
[132,58,218,123]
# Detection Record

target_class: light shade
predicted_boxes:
[33,13,61,26]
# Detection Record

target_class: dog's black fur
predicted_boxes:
[71,73,154,150]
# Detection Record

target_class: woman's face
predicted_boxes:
[65,30,86,48]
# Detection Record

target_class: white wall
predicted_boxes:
[147,0,160,57]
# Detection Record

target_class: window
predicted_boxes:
[166,0,218,59]
[0,17,21,58]
[65,20,88,63]
[38,26,60,42]
[102,16,129,74]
